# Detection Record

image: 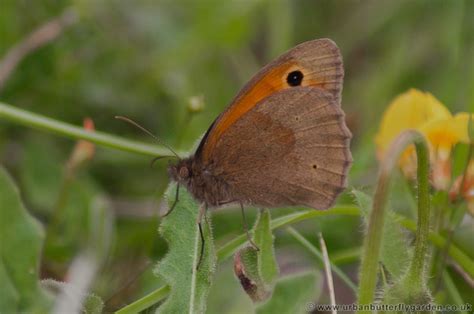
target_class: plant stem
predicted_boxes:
[442,272,467,314]
[434,142,473,291]
[318,232,336,314]
[398,217,473,278]
[287,226,358,293]
[403,136,430,288]
[357,130,430,311]
[330,247,361,265]
[117,202,472,314]
[217,206,360,261]
[115,285,170,314]
[0,102,181,157]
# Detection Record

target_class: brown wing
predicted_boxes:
[196,39,343,163]
[206,87,352,210]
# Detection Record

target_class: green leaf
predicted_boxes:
[0,261,19,310]
[218,206,360,261]
[0,166,51,313]
[234,209,279,302]
[18,139,62,214]
[44,179,105,263]
[256,271,322,314]
[234,246,270,302]
[352,189,411,279]
[154,184,216,314]
[253,209,279,285]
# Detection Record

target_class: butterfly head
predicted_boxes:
[168,158,193,184]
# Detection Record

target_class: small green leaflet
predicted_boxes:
[234,209,279,302]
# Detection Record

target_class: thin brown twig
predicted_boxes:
[0,8,78,91]
[318,232,336,314]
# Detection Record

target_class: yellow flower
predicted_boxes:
[375,89,452,155]
[452,113,474,144]
[418,114,471,190]
[375,89,473,191]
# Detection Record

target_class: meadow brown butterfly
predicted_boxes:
[167,39,352,251]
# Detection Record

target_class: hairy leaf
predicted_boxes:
[234,246,269,302]
[256,271,322,314]
[154,184,216,314]
[253,209,279,284]
[0,167,51,312]
[353,189,410,279]
[234,209,279,302]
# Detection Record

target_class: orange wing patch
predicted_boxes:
[200,63,330,162]
[203,64,331,160]
[200,63,291,161]
[200,39,343,163]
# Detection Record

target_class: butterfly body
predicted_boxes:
[168,38,352,210]
[168,157,236,207]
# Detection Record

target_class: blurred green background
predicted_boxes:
[0,0,472,312]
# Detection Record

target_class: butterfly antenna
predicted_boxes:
[115,116,180,159]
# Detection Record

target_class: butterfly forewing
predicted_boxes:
[198,38,344,163]
[207,87,351,209]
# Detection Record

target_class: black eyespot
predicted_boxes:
[312,164,318,169]
[286,70,304,86]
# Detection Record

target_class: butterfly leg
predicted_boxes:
[217,199,236,206]
[196,202,208,270]
[162,184,180,217]
[240,203,259,251]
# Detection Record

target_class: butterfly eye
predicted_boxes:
[179,166,189,178]
[286,70,304,86]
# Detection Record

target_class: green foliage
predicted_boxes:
[0,1,473,312]
[234,246,270,302]
[353,189,410,279]
[0,167,51,312]
[382,277,433,313]
[356,132,433,312]
[154,184,216,314]
[256,271,322,314]
[253,209,279,285]
[18,138,62,214]
[234,209,279,302]
[0,261,18,310]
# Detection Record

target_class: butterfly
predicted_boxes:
[166,38,352,258]
[169,38,351,208]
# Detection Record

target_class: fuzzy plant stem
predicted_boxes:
[404,135,430,289]
[357,130,430,311]
[0,102,180,157]
[117,203,471,314]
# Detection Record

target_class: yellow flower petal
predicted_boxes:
[418,117,465,150]
[375,89,452,154]
[453,113,474,143]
